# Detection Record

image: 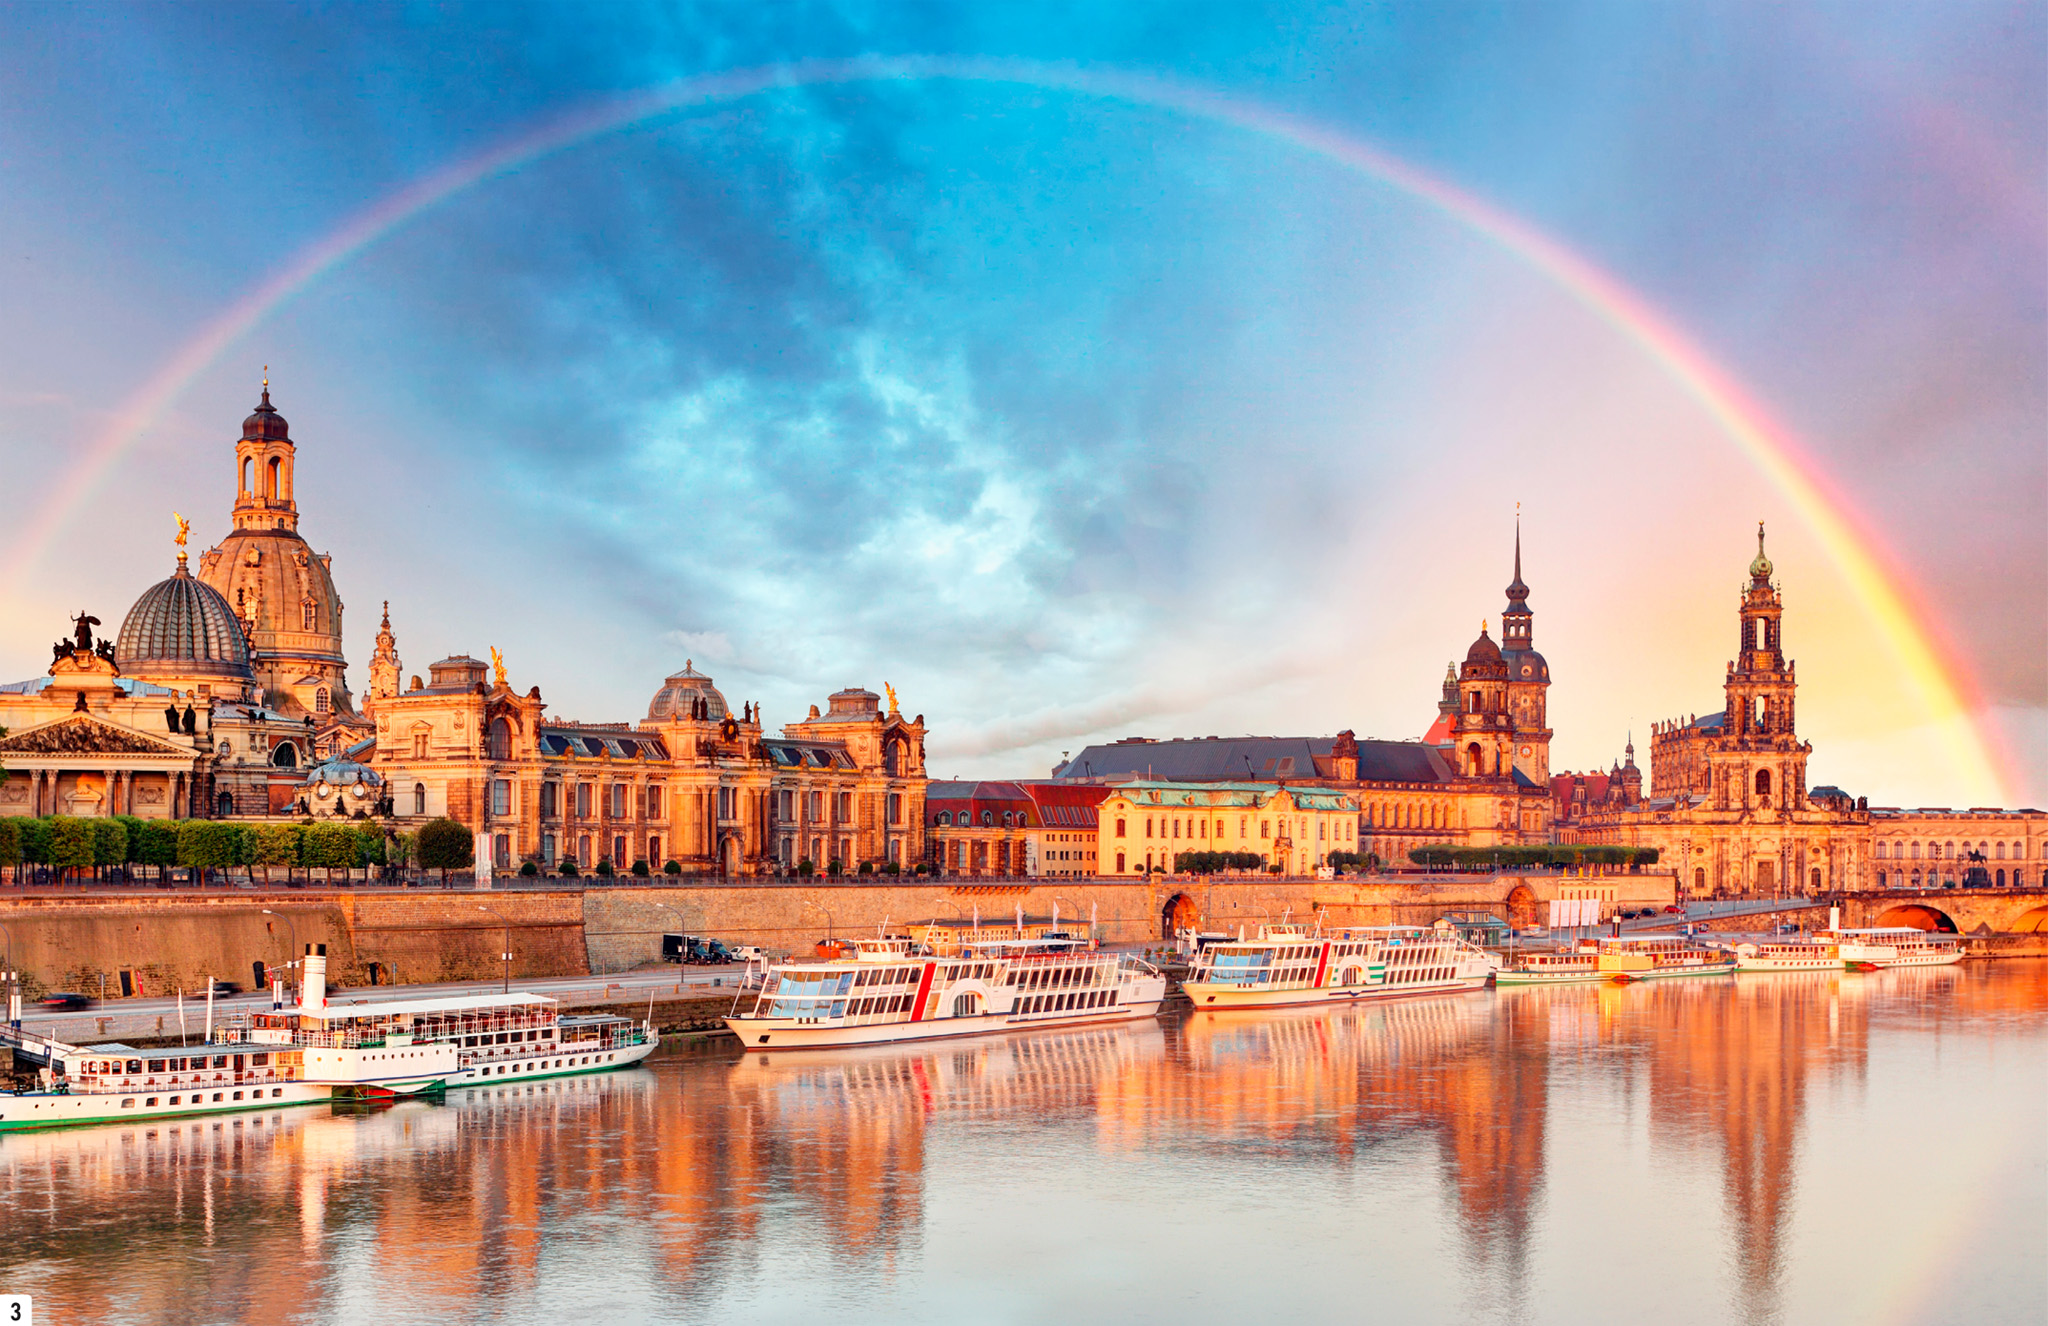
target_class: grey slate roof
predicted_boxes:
[1052,735,1451,786]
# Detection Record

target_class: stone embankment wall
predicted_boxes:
[0,869,1683,994]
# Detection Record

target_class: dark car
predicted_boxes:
[39,992,92,1011]
[208,980,243,997]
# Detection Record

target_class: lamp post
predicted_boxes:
[0,924,17,1033]
[260,908,298,1006]
[476,903,512,993]
[800,897,833,946]
[645,899,688,980]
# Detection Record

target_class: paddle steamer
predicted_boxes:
[1181,923,1498,1010]
[726,936,1166,1051]
[1594,934,1736,982]
[1826,927,1963,971]
[1495,940,1603,986]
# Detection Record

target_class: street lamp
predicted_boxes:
[260,909,298,1005]
[476,903,512,993]
[800,897,833,945]
[0,923,17,1032]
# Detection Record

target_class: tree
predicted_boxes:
[17,818,51,867]
[47,817,95,880]
[90,817,128,872]
[135,820,179,880]
[594,858,614,878]
[518,860,539,877]
[663,860,682,875]
[630,859,650,878]
[415,817,472,881]
[251,824,302,878]
[353,825,388,869]
[0,819,19,880]
[177,820,241,873]
[303,823,360,879]
[559,856,579,877]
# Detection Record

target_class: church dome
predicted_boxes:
[1502,647,1550,681]
[116,559,254,683]
[242,387,290,442]
[1464,628,1502,667]
[646,661,728,722]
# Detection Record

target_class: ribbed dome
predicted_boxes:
[1464,628,1502,667]
[646,661,728,721]
[242,387,290,442]
[116,559,254,682]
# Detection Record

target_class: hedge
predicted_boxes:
[90,817,128,867]
[1407,845,1662,869]
[1172,851,1268,874]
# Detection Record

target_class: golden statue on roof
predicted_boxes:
[173,512,190,550]
[885,682,899,714]
[489,646,506,688]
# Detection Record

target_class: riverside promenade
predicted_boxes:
[0,868,1680,998]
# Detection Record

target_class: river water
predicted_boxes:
[1,962,2041,1325]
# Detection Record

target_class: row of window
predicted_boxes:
[1875,839,2033,861]
[1110,815,1358,844]
[934,808,1023,828]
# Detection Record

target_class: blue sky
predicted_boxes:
[0,2,2041,804]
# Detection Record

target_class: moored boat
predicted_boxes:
[246,947,657,1086]
[1495,941,1603,986]
[1825,927,1963,971]
[725,935,1166,1051]
[1181,923,1499,1010]
[1595,934,1736,982]
[1732,938,1842,973]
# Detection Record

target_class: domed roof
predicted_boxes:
[1502,647,1549,681]
[1749,521,1773,582]
[646,661,728,722]
[116,558,254,682]
[299,757,383,788]
[243,386,290,442]
[1464,626,1502,667]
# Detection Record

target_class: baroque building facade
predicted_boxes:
[1553,526,2046,898]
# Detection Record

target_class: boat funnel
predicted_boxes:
[1829,906,1840,932]
[303,943,328,1012]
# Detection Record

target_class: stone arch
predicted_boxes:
[720,833,742,876]
[1505,884,1539,929]
[271,741,299,768]
[1161,892,1198,940]
[2009,907,2048,935]
[487,716,512,761]
[1875,904,1957,933]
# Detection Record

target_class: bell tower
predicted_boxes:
[1496,518,1553,785]
[1714,523,1809,814]
[232,370,298,533]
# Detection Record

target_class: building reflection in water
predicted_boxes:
[0,965,2038,1322]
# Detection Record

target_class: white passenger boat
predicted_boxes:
[1180,924,1499,1010]
[0,1037,335,1133]
[1732,938,1843,972]
[1495,941,1603,986]
[725,936,1167,1051]
[1825,927,1963,971]
[246,947,657,1086]
[1595,934,1736,982]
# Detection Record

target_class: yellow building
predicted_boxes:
[1096,780,1360,876]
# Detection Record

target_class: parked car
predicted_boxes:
[726,945,767,964]
[661,933,736,965]
[1663,905,1683,914]
[38,992,92,1011]
[208,980,242,996]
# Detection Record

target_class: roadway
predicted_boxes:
[16,963,750,1048]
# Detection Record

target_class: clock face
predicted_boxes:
[1519,745,1532,757]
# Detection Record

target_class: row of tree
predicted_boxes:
[1405,844,1662,869]
[0,815,481,877]
[1171,851,1274,874]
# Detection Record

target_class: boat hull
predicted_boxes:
[728,998,1163,1052]
[454,1034,659,1083]
[1602,960,1737,982]
[1493,967,1602,985]
[1180,974,1491,1009]
[0,1080,333,1133]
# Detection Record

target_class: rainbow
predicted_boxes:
[7,55,2010,801]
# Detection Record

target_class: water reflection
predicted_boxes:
[0,964,2040,1324]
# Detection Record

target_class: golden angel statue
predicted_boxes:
[884,682,899,714]
[173,512,190,550]
[489,646,507,688]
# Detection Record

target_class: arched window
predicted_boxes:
[487,716,511,761]
[302,602,316,631]
[314,688,329,714]
[217,790,234,816]
[1115,817,1126,838]
[265,456,281,500]
[1995,842,2006,859]
[239,456,250,495]
[981,810,994,827]
[271,741,298,769]
[1755,769,1771,798]
[413,783,426,815]
[936,811,951,827]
